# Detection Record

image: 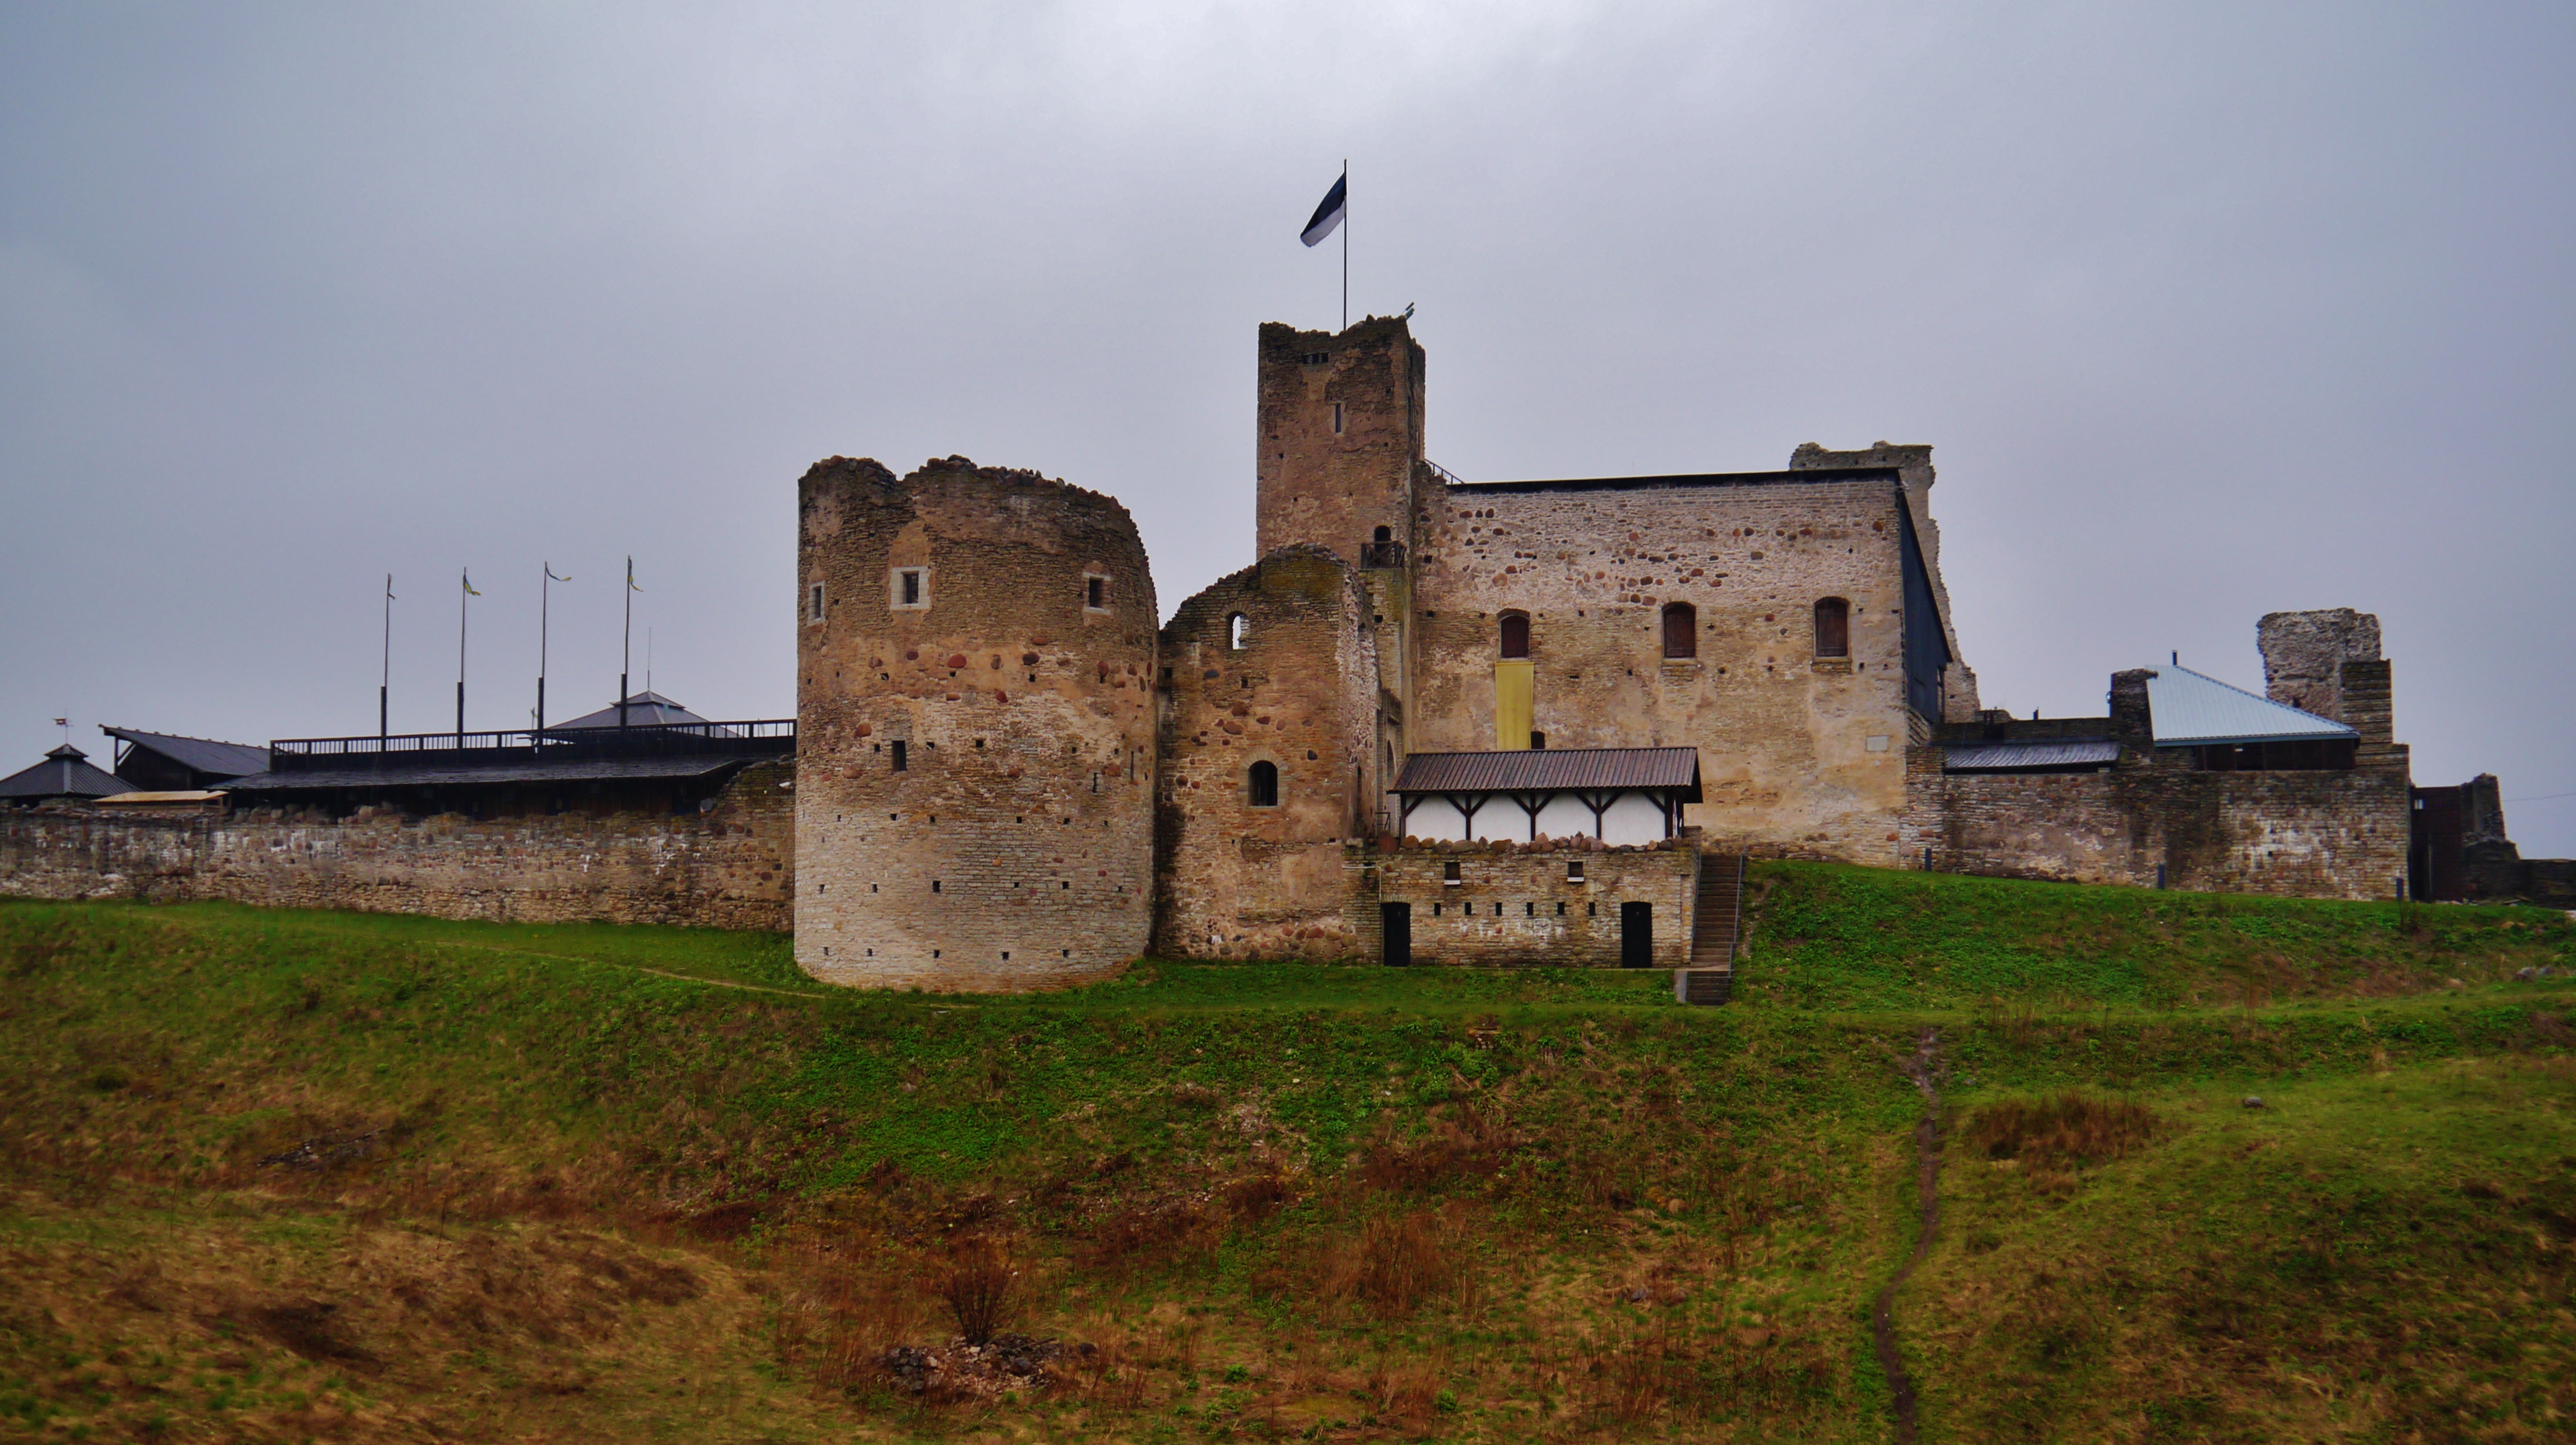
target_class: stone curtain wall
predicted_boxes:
[1154,547,1383,960]
[1345,839,1699,969]
[1901,757,2410,900]
[795,456,1158,992]
[1902,655,2414,903]
[1408,478,1918,867]
[0,760,795,928]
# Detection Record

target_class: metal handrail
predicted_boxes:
[270,718,796,762]
[1729,851,1745,965]
[1422,458,1468,488]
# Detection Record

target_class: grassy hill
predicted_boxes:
[1,863,2570,1442]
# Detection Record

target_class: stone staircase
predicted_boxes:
[1675,852,1743,1005]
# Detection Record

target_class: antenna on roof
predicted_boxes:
[2171,650,2178,665]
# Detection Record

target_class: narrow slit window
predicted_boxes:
[890,740,908,772]
[808,582,826,621]
[1661,602,1697,659]
[1499,612,1530,659]
[1248,760,1279,807]
[1227,613,1249,650]
[1331,401,1345,435]
[1815,597,1850,658]
[1086,576,1106,609]
[895,569,924,607]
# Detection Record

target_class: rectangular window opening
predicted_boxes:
[1086,576,1106,609]
[809,582,826,621]
[890,740,908,772]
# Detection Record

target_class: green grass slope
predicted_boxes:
[0,863,2569,1443]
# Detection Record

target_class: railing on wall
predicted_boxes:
[265,719,796,772]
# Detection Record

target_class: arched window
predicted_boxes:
[1248,760,1280,807]
[1499,611,1531,659]
[1227,613,1249,650]
[1373,525,1392,542]
[1661,603,1697,659]
[1814,597,1849,658]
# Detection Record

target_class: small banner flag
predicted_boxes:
[461,569,480,596]
[1300,172,1347,247]
[628,558,643,592]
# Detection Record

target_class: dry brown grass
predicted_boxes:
[1967,1090,2161,1168]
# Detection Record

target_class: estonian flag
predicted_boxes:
[1300,173,1346,247]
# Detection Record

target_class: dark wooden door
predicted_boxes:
[1381,902,1412,967]
[1620,901,1652,969]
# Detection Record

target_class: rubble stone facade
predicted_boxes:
[0,760,793,927]
[794,456,1158,991]
[1153,547,1384,960]
[1346,839,1700,970]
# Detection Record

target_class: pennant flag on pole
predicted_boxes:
[1300,173,1346,247]
[461,569,481,596]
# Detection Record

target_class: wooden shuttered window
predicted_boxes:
[1661,603,1696,659]
[1813,597,1849,658]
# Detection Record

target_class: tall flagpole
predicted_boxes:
[1341,158,1348,332]
[457,568,476,742]
[380,574,394,741]
[620,556,634,730]
[538,563,569,735]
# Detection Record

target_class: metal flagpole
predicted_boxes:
[1341,159,1348,332]
[457,569,477,742]
[538,563,569,735]
[620,557,634,730]
[380,574,394,741]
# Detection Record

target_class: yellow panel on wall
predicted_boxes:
[1494,660,1534,750]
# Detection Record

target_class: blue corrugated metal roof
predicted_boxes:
[2146,665,2356,747]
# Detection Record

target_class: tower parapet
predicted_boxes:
[795,455,1157,991]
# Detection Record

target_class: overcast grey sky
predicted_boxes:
[4,1,2572,851]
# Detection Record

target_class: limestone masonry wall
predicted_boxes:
[1409,478,1917,866]
[1154,547,1382,960]
[0,760,794,928]
[1257,319,1424,569]
[1344,839,1699,969]
[2259,608,2382,723]
[1907,665,2405,905]
[796,456,1157,991]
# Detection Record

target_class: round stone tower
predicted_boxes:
[795,455,1158,991]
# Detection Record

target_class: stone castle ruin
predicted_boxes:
[8,316,2568,975]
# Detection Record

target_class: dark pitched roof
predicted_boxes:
[0,745,137,800]
[219,754,764,793]
[546,692,719,731]
[1391,748,1701,799]
[101,727,268,780]
[1943,740,2123,772]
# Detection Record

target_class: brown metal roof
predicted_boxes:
[1391,748,1700,799]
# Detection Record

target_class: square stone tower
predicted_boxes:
[1255,316,1426,569]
